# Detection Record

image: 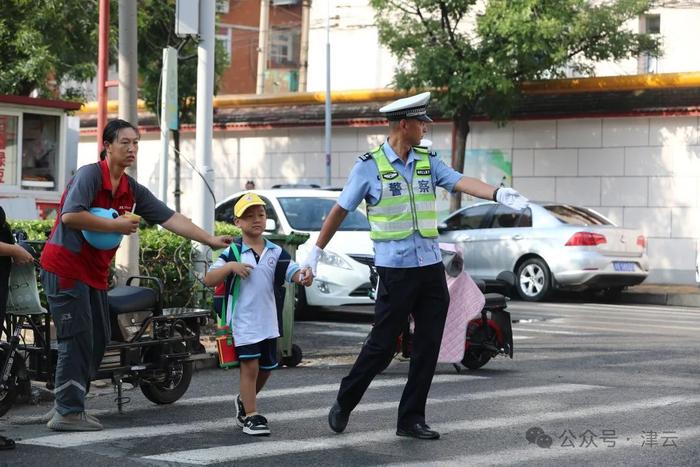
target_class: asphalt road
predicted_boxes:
[2,300,699,466]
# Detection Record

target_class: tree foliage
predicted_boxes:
[371,0,661,209]
[137,0,229,124]
[0,0,103,99]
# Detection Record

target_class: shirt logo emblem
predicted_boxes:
[382,172,399,180]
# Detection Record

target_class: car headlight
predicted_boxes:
[319,250,352,270]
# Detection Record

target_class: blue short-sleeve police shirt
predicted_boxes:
[337,139,463,268]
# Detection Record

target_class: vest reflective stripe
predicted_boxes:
[367,146,438,240]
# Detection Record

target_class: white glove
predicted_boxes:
[495,187,529,211]
[301,245,324,276]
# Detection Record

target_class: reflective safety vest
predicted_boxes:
[366,146,438,241]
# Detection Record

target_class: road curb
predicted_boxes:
[618,291,700,308]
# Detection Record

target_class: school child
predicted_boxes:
[204,193,312,436]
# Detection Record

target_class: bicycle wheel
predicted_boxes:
[0,344,25,417]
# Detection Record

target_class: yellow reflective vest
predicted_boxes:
[366,145,438,241]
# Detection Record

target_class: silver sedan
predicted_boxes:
[438,202,649,301]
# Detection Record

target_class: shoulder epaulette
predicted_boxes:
[429,151,438,157]
[358,152,372,162]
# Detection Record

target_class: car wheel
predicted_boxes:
[516,257,551,302]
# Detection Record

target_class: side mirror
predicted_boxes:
[265,219,277,232]
[437,222,447,233]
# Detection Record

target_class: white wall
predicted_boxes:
[306,0,397,91]
[79,113,700,284]
[304,2,700,89]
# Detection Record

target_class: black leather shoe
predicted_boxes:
[396,422,440,440]
[328,401,350,433]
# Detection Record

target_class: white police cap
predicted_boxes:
[379,91,432,122]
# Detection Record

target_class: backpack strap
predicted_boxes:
[219,238,243,327]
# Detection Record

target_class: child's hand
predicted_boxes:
[230,262,254,279]
[295,267,313,287]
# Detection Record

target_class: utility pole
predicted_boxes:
[115,0,139,285]
[193,0,216,276]
[96,0,110,157]
[256,0,270,94]
[298,0,311,92]
[324,1,332,186]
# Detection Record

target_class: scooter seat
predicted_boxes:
[483,293,507,309]
[108,285,157,315]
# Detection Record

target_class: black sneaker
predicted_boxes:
[235,394,246,428]
[242,414,270,436]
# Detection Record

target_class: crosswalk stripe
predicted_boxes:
[517,320,700,334]
[10,373,484,425]
[513,302,700,317]
[18,383,604,448]
[140,394,700,465]
[305,322,372,330]
[513,327,590,336]
[391,425,700,467]
[314,330,369,338]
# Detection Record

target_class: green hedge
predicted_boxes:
[9,219,240,308]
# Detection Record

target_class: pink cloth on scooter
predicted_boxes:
[437,244,485,363]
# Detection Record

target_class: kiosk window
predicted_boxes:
[21,113,59,191]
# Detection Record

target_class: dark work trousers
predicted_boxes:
[336,261,449,428]
[41,270,110,415]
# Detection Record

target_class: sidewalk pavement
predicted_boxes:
[619,283,700,307]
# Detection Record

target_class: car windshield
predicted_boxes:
[278,197,370,231]
[544,205,613,226]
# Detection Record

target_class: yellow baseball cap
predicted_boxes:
[234,192,266,217]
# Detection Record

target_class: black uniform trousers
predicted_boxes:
[336,261,449,427]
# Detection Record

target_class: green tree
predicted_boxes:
[137,0,229,125]
[371,0,661,210]
[137,0,229,211]
[0,0,102,99]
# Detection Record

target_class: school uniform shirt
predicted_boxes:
[40,160,174,290]
[338,139,463,268]
[208,239,300,346]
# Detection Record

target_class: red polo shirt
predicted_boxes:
[41,160,152,290]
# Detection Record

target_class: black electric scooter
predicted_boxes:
[0,239,210,416]
[351,252,515,371]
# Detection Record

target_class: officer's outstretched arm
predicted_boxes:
[454,176,498,200]
[316,203,348,250]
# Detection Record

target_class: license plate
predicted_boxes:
[613,262,635,272]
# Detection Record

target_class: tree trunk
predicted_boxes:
[173,129,181,212]
[449,110,471,212]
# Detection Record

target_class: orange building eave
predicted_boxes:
[78,71,700,114]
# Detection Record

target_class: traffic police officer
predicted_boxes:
[303,91,528,440]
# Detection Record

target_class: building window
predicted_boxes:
[0,112,60,192]
[643,14,660,34]
[269,29,300,67]
[216,0,229,14]
[638,14,660,74]
[217,26,232,60]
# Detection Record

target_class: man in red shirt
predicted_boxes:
[40,119,231,431]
